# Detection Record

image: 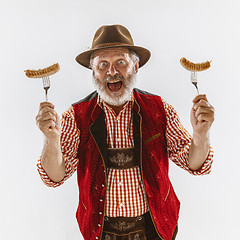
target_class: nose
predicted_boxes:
[106,64,118,76]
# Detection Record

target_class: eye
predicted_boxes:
[118,60,126,65]
[99,62,108,69]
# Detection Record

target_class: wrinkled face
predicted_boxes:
[91,47,139,106]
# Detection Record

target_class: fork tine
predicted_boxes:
[191,71,199,95]
[42,76,51,101]
[42,76,50,87]
[191,71,197,82]
[47,76,50,87]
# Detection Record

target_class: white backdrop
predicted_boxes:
[1,0,239,239]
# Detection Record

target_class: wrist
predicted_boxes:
[42,136,62,163]
[192,132,210,148]
[44,135,61,147]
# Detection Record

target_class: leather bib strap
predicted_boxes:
[102,230,146,240]
[102,212,164,240]
[102,213,147,240]
[102,212,178,240]
[108,148,138,169]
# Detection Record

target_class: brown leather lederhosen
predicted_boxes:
[102,148,178,240]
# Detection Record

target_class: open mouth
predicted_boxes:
[107,80,123,92]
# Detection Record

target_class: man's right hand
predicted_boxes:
[36,102,61,139]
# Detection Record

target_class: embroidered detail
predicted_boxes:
[133,233,141,240]
[108,148,137,169]
[165,185,171,202]
[110,220,136,231]
[109,152,133,167]
[130,231,146,240]
[104,233,111,240]
[102,232,116,240]
[144,133,161,144]
[81,201,87,210]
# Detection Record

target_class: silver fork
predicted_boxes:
[42,76,50,101]
[191,71,199,95]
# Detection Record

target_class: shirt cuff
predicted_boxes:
[37,156,66,188]
[185,145,214,175]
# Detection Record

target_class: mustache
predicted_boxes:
[104,74,125,82]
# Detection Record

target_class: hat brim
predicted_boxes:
[75,45,151,69]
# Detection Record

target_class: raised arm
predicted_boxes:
[36,102,65,182]
[188,94,215,170]
[163,99,214,175]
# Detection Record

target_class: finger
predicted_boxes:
[193,94,208,104]
[36,111,57,123]
[37,119,56,131]
[193,99,211,111]
[197,112,215,123]
[195,106,215,118]
[40,106,57,115]
[39,102,55,111]
[38,106,58,118]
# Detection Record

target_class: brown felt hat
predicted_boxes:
[75,24,151,69]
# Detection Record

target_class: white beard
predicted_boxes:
[92,71,137,106]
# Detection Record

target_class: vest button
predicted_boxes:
[102,184,105,187]
[99,212,103,215]
[98,224,101,227]
[100,199,103,202]
[96,237,99,239]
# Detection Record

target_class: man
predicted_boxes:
[36,25,214,240]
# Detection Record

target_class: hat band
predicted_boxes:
[92,42,134,50]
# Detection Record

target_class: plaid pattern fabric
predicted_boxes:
[101,97,134,149]
[105,167,148,217]
[99,95,148,217]
[37,94,214,217]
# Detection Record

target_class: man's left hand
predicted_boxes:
[190,94,215,144]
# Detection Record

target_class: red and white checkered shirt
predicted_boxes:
[37,94,213,217]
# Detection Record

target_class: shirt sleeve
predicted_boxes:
[37,106,80,187]
[162,99,214,175]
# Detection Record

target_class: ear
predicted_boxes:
[134,60,139,73]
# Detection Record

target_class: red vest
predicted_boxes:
[72,89,180,240]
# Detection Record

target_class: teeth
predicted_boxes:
[108,80,121,84]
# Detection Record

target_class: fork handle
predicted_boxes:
[45,89,48,101]
[192,82,199,95]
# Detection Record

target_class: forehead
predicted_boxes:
[92,47,131,59]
